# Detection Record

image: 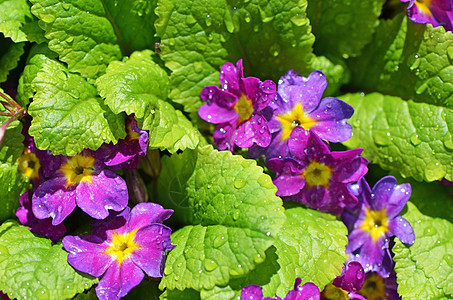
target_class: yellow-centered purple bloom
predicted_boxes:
[342,177,415,277]
[241,277,320,300]
[62,203,175,300]
[199,59,276,151]
[32,150,128,225]
[268,129,368,215]
[357,271,400,300]
[250,70,353,159]
[401,0,453,31]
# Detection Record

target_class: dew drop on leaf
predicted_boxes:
[423,227,437,236]
[442,254,453,267]
[213,235,226,248]
[203,259,218,272]
[410,133,421,146]
[234,178,245,189]
[373,131,391,146]
[443,134,453,150]
[424,161,446,182]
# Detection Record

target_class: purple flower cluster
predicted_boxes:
[15,116,174,299]
[402,0,453,31]
[241,278,320,300]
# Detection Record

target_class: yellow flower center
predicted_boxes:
[302,161,332,188]
[359,208,389,243]
[415,0,433,16]
[104,229,141,265]
[276,103,317,140]
[234,93,253,124]
[358,273,387,300]
[322,285,349,300]
[126,120,141,141]
[59,154,95,187]
[18,150,41,180]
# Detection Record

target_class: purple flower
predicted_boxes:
[358,271,401,300]
[241,278,320,300]
[62,203,175,300]
[32,150,128,225]
[321,262,366,300]
[16,190,66,241]
[401,0,453,31]
[250,70,353,159]
[95,116,149,170]
[268,129,368,215]
[342,177,415,277]
[199,59,276,151]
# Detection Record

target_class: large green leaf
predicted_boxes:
[0,36,24,84]
[342,92,453,182]
[348,14,453,108]
[0,92,24,164]
[28,57,125,156]
[0,0,32,42]
[307,0,386,59]
[393,202,453,299]
[0,221,98,299]
[155,0,315,117]
[0,164,26,222]
[201,207,347,299]
[96,50,200,153]
[29,0,158,80]
[159,146,286,291]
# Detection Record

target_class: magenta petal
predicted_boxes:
[241,284,264,300]
[220,61,241,95]
[334,156,369,183]
[389,216,415,245]
[127,203,173,232]
[76,170,128,220]
[285,282,321,300]
[235,114,271,148]
[369,176,398,211]
[386,183,411,219]
[213,122,236,151]
[62,235,113,277]
[273,173,306,197]
[333,261,365,293]
[131,224,174,277]
[95,260,145,300]
[32,177,76,225]
[199,102,238,124]
[287,127,310,157]
[253,80,277,111]
[200,85,237,106]
[311,119,353,143]
[345,229,369,253]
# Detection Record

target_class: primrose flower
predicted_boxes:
[62,203,175,300]
[199,59,276,151]
[250,70,353,159]
[321,261,366,300]
[241,277,320,300]
[16,190,66,242]
[342,176,415,277]
[268,129,368,215]
[401,0,453,31]
[358,271,400,300]
[95,116,149,170]
[32,150,128,225]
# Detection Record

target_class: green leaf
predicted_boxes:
[201,207,347,299]
[348,14,453,108]
[17,43,58,107]
[0,164,26,222]
[29,0,159,80]
[159,146,286,291]
[0,220,98,300]
[28,57,126,156]
[0,93,24,164]
[342,92,453,182]
[97,50,200,153]
[307,0,386,59]
[123,280,161,300]
[0,36,25,84]
[0,0,33,42]
[156,0,315,116]
[159,289,200,300]
[393,202,453,299]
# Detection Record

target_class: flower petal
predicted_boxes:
[389,216,415,245]
[370,176,398,211]
[198,102,238,124]
[285,281,321,300]
[200,85,237,107]
[213,122,236,151]
[241,284,263,300]
[220,61,241,95]
[127,203,173,232]
[333,261,365,293]
[252,80,276,112]
[235,114,271,148]
[386,183,411,219]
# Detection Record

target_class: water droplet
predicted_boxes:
[269,43,280,57]
[213,235,226,248]
[443,134,453,150]
[224,9,235,33]
[410,58,421,70]
[257,174,273,188]
[392,244,403,253]
[253,24,260,32]
[317,231,325,239]
[423,227,437,236]
[254,253,265,264]
[61,3,71,10]
[205,14,212,27]
[424,160,446,182]
[442,254,453,267]
[410,133,422,146]
[168,38,175,46]
[229,264,245,276]
[243,11,251,23]
[290,14,307,26]
[204,259,218,272]
[185,15,197,25]
[233,211,240,220]
[177,262,183,268]
[259,7,274,23]
[234,178,245,189]
[41,14,56,23]
[374,131,391,146]
[164,266,173,275]
[416,81,429,94]
[137,11,143,17]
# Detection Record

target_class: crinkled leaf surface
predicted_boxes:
[96,50,200,153]
[307,0,385,59]
[0,0,33,42]
[0,221,98,299]
[155,0,315,117]
[342,92,453,182]
[0,164,26,222]
[0,36,24,84]
[348,14,453,108]
[28,57,125,156]
[159,146,286,291]
[393,202,453,299]
[29,0,158,80]
[0,94,24,164]
[201,206,347,299]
